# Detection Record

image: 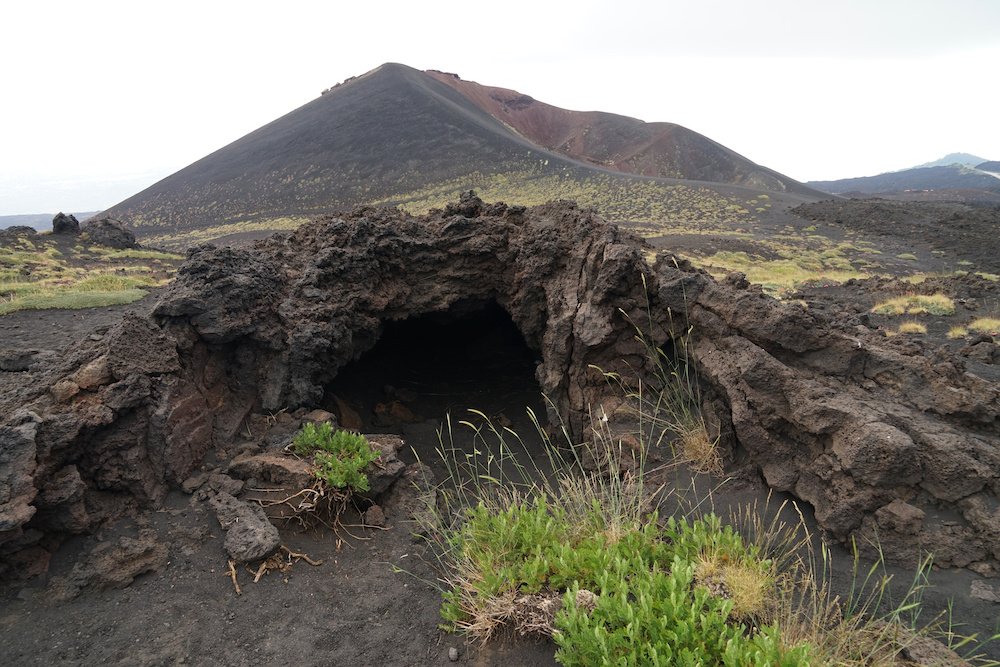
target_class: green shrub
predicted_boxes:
[439,495,812,665]
[292,422,379,492]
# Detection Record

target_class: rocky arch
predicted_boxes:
[1,194,998,578]
[152,196,659,438]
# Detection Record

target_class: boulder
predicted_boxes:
[80,217,138,249]
[51,212,80,235]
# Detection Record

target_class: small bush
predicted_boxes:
[947,326,969,339]
[896,253,918,261]
[292,422,379,492]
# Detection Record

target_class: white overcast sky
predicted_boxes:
[1,0,998,214]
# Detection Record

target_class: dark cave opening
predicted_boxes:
[321,301,551,474]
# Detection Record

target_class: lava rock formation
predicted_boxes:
[1,194,997,577]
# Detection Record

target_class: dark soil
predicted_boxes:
[2,296,998,665]
[2,201,999,666]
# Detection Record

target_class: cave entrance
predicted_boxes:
[322,301,550,478]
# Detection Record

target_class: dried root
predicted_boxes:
[254,482,350,531]
[247,545,324,583]
[226,559,241,595]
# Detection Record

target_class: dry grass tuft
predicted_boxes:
[872,293,955,317]
[969,317,1000,336]
[677,422,723,475]
[947,326,969,339]
[897,321,928,334]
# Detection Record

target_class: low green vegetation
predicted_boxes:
[414,312,994,665]
[292,422,379,493]
[141,217,309,249]
[871,293,956,316]
[373,168,760,229]
[895,252,918,261]
[0,236,179,315]
[0,270,167,315]
[687,248,868,295]
[442,501,809,666]
[86,247,184,261]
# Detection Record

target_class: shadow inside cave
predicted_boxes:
[321,300,555,481]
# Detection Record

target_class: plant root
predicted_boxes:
[226,559,241,595]
[246,544,324,583]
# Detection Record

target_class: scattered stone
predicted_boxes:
[208,473,244,496]
[448,647,459,662]
[210,492,280,563]
[363,434,406,497]
[227,453,313,489]
[363,504,386,527]
[52,212,80,235]
[896,630,972,666]
[181,472,209,494]
[333,396,363,431]
[970,580,1000,604]
[302,408,336,424]
[373,400,420,426]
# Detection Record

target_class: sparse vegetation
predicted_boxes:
[896,253,918,261]
[291,422,379,493]
[948,326,969,339]
[414,302,997,666]
[689,248,868,295]
[0,237,179,315]
[897,321,928,335]
[969,317,1000,336]
[871,293,955,316]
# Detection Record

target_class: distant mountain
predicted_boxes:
[808,161,1000,200]
[914,153,987,169]
[0,212,99,230]
[977,161,1000,174]
[101,63,817,238]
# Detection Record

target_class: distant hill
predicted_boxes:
[808,161,1000,201]
[914,153,987,169]
[101,63,819,243]
[978,161,1000,174]
[0,212,99,231]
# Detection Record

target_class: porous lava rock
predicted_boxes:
[80,217,138,249]
[1,194,998,576]
[51,212,80,235]
[210,491,280,563]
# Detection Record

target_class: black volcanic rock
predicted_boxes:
[51,213,80,235]
[1,197,997,577]
[80,217,138,249]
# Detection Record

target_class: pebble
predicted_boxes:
[448,646,459,661]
